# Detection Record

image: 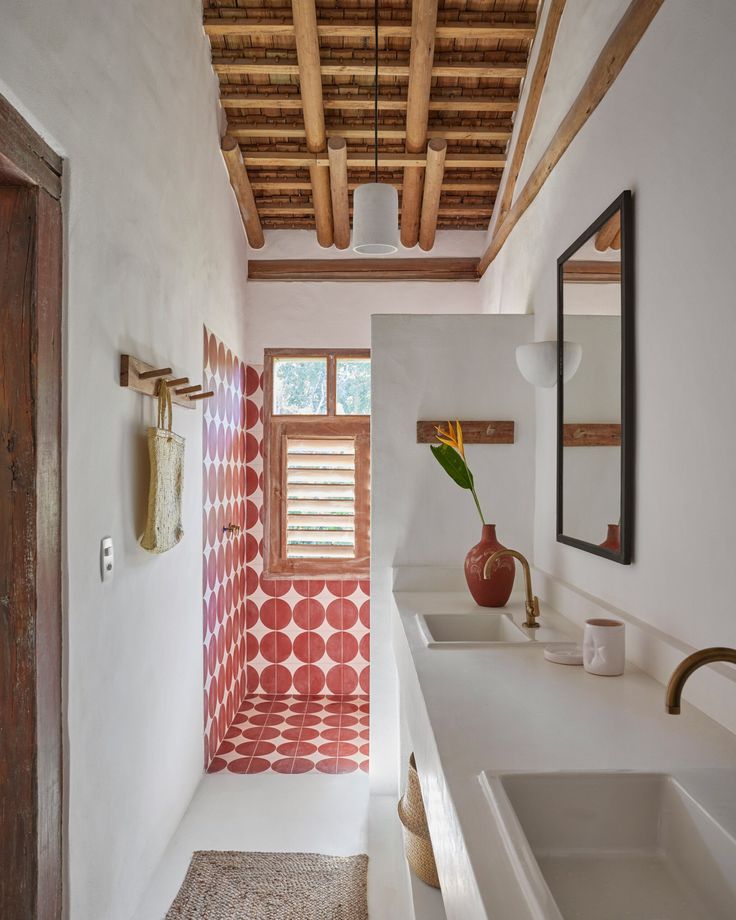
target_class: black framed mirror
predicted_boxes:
[557,191,634,564]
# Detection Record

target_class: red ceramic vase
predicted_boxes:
[599,523,621,552]
[464,524,515,607]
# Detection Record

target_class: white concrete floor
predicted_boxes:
[132,772,414,919]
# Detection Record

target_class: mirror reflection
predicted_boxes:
[558,193,632,562]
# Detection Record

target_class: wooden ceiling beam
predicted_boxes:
[221,135,264,249]
[594,211,621,250]
[402,0,440,248]
[562,260,622,283]
[205,18,536,41]
[478,0,666,277]
[428,98,518,113]
[327,136,350,250]
[242,151,506,168]
[249,179,500,193]
[247,257,481,282]
[213,59,526,79]
[220,95,519,113]
[228,124,512,142]
[492,0,567,229]
[256,206,492,218]
[291,0,333,247]
[419,139,447,251]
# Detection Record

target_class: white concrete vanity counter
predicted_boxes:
[392,590,736,920]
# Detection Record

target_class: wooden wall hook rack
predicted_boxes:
[562,423,621,447]
[120,354,214,409]
[417,420,515,444]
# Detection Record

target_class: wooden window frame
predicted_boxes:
[264,348,370,578]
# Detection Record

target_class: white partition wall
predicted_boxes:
[370,314,535,794]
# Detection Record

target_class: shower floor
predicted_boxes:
[208,693,369,775]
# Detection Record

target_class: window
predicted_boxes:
[264,349,370,576]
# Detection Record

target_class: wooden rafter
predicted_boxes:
[478,0,666,276]
[492,0,567,228]
[221,136,264,249]
[595,211,621,251]
[220,95,520,114]
[204,18,537,41]
[213,59,527,79]
[401,0,440,248]
[205,0,539,245]
[291,0,333,247]
[241,151,506,168]
[327,136,350,250]
[249,179,500,193]
[228,125,512,142]
[419,139,447,251]
[256,205,492,218]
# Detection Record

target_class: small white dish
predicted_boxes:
[544,643,583,666]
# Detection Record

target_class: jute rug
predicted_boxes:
[165,851,369,920]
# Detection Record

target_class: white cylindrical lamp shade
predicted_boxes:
[352,182,399,254]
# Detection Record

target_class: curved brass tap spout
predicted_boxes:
[665,647,736,714]
[483,549,540,629]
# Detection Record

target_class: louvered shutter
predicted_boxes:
[285,437,357,559]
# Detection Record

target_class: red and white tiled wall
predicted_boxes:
[202,330,370,774]
[202,328,250,769]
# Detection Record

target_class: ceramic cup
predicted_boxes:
[583,618,625,676]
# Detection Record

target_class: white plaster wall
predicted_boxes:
[243,230,485,363]
[488,0,630,246]
[371,314,535,793]
[243,279,482,363]
[0,3,250,918]
[481,0,736,661]
[563,316,621,544]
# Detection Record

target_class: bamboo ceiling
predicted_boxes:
[204,0,539,246]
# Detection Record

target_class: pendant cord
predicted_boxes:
[374,0,378,183]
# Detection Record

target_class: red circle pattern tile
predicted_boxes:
[210,695,369,775]
[203,339,369,773]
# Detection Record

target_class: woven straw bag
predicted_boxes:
[140,381,185,553]
[398,753,441,889]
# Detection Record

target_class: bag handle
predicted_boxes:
[157,379,173,432]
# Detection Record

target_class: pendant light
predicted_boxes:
[352,0,399,254]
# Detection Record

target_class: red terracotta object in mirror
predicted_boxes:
[599,523,621,552]
[464,524,515,607]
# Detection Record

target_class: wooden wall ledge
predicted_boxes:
[248,258,480,282]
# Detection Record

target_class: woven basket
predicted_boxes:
[398,754,441,889]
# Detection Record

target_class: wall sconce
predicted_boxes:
[515,341,582,388]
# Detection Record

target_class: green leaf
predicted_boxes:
[430,443,474,490]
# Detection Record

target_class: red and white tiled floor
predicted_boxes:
[207,693,369,775]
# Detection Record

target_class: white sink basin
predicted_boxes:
[417,612,531,646]
[481,771,736,920]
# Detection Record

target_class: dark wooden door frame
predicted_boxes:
[1,91,63,920]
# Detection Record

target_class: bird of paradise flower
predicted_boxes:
[431,421,486,525]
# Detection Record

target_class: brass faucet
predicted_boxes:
[483,549,540,629]
[665,647,736,713]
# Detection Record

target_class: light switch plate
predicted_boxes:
[100,536,114,583]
